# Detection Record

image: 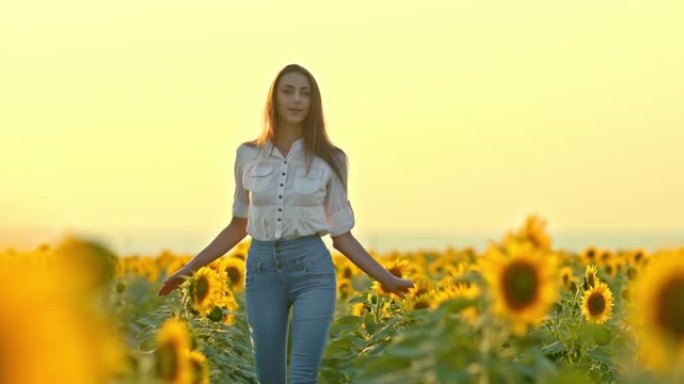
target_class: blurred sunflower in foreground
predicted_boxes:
[154,317,209,384]
[0,236,130,384]
[479,240,559,335]
[629,249,684,372]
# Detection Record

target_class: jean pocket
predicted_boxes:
[302,251,335,277]
[245,260,262,287]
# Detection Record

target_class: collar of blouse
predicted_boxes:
[265,137,304,159]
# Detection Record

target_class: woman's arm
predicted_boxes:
[183,216,248,273]
[332,231,414,298]
[158,216,248,296]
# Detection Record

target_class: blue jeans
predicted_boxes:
[245,234,337,384]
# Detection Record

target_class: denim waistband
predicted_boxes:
[250,233,322,247]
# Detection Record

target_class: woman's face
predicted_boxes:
[276,71,311,127]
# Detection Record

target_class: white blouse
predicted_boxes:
[231,137,356,241]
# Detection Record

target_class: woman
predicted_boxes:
[158,63,414,383]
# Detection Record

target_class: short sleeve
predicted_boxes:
[324,151,355,237]
[232,145,250,218]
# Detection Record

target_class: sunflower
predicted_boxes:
[559,266,575,290]
[404,290,435,311]
[581,282,614,324]
[520,213,552,251]
[385,258,411,279]
[155,317,192,384]
[479,240,559,335]
[231,239,250,259]
[165,257,190,281]
[598,249,614,267]
[230,250,246,261]
[435,278,481,325]
[454,287,481,324]
[441,263,460,279]
[629,250,684,371]
[213,294,240,325]
[628,248,648,267]
[333,253,357,279]
[187,349,210,384]
[0,266,102,384]
[435,278,475,302]
[452,279,481,300]
[502,214,552,251]
[217,257,245,293]
[583,264,599,290]
[580,246,599,266]
[189,267,225,316]
[613,257,625,276]
[407,274,434,297]
[55,236,118,292]
[626,265,640,281]
[443,260,470,279]
[351,302,373,317]
[371,279,388,297]
[337,277,354,300]
[428,257,450,277]
[223,314,236,326]
[603,260,618,279]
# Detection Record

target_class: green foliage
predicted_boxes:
[106,259,678,384]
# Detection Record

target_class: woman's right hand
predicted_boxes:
[380,275,415,299]
[158,266,194,296]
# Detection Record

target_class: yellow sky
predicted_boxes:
[1,0,683,250]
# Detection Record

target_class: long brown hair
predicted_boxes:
[243,64,348,191]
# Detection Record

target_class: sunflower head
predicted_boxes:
[603,261,618,279]
[405,291,434,311]
[337,278,353,300]
[351,302,373,317]
[584,264,599,290]
[599,250,614,266]
[520,213,552,250]
[628,248,649,267]
[408,274,434,297]
[218,257,245,293]
[502,214,553,251]
[189,267,224,316]
[580,246,598,266]
[581,282,614,324]
[479,241,559,335]
[225,265,241,286]
[386,258,411,279]
[187,349,210,384]
[630,250,684,371]
[155,318,192,384]
[56,236,118,292]
[559,266,574,290]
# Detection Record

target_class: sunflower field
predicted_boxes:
[1,214,683,384]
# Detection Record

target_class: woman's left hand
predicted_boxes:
[380,275,415,299]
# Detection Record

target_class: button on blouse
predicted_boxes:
[231,137,355,241]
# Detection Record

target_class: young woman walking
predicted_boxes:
[158,63,414,383]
